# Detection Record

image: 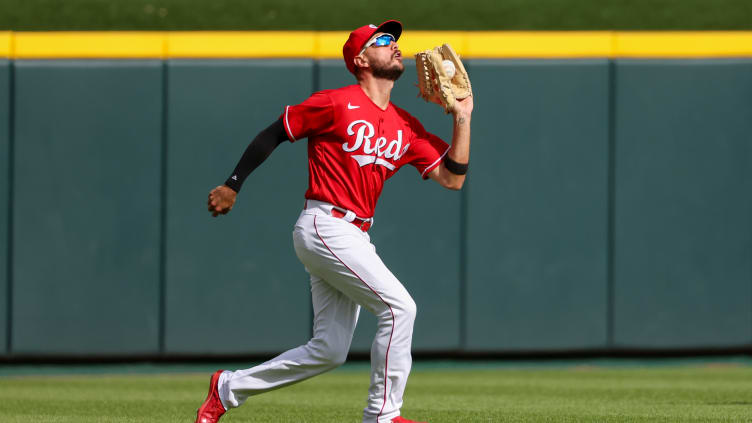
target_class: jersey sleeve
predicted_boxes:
[281,92,334,142]
[404,117,450,179]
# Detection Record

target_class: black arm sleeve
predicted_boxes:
[224,118,290,192]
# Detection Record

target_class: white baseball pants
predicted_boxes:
[217,200,416,423]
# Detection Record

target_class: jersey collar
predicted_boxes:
[356,85,392,113]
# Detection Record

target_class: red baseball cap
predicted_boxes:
[342,20,402,75]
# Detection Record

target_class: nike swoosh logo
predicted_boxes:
[347,103,360,109]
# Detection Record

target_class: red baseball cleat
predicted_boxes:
[392,417,428,423]
[195,370,226,423]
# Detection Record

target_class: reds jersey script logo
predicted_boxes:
[343,120,410,171]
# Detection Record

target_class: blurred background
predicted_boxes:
[2,0,752,30]
[0,0,751,362]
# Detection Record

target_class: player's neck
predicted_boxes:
[358,77,393,111]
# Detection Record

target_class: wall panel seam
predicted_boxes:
[5,61,14,354]
[458,61,469,351]
[459,155,468,351]
[606,60,617,348]
[158,61,169,354]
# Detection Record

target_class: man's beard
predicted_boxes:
[372,61,404,81]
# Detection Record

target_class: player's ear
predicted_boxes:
[354,54,369,71]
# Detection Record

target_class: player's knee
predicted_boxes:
[329,348,349,366]
[309,337,349,367]
[320,346,348,368]
[394,297,417,323]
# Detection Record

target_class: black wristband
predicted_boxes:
[443,155,468,175]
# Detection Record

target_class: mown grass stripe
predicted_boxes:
[2,31,752,59]
[1,364,752,422]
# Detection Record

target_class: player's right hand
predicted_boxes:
[207,185,237,217]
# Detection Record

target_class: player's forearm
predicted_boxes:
[436,112,471,190]
[447,112,471,163]
[224,118,289,192]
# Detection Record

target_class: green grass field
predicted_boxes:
[1,360,751,422]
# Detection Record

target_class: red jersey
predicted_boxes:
[282,85,449,218]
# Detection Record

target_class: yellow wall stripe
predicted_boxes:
[168,31,317,58]
[14,32,165,59]
[466,31,613,58]
[0,32,11,58]
[2,31,752,59]
[316,31,354,58]
[614,31,752,57]
[400,31,469,58]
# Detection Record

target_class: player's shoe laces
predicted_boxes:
[195,370,226,423]
[392,417,428,423]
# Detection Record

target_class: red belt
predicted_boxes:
[331,208,372,232]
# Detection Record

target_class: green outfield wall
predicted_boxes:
[1,58,751,358]
[164,60,313,354]
[11,61,163,354]
[467,60,611,351]
[612,60,752,348]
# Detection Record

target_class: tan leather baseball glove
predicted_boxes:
[415,43,472,114]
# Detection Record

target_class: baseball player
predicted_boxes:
[196,20,472,423]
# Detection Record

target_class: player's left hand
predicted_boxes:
[207,185,237,217]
